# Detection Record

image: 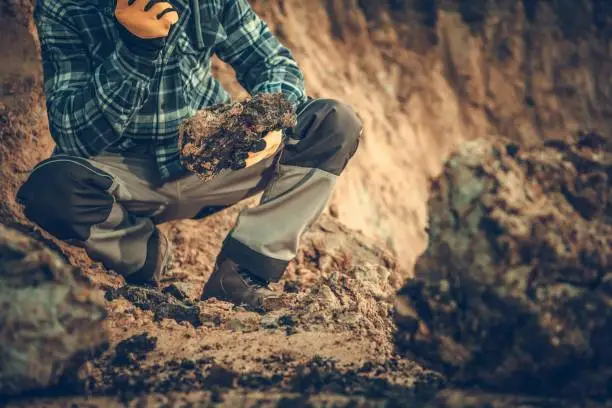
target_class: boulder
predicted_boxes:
[395,134,612,398]
[0,225,107,396]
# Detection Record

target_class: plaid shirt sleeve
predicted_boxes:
[35,0,160,157]
[215,0,307,107]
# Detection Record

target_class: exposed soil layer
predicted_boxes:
[395,133,612,398]
[179,93,296,181]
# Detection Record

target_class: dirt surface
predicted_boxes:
[179,93,296,180]
[3,214,444,407]
[395,133,612,399]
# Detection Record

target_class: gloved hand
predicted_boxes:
[179,94,295,181]
[115,0,180,55]
[241,130,283,169]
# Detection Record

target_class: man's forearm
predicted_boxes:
[215,0,307,108]
[243,47,307,106]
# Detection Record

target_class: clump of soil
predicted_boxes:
[0,224,108,396]
[112,333,158,367]
[395,133,612,398]
[105,285,202,327]
[258,215,404,355]
[179,93,296,181]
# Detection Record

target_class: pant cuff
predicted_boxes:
[221,236,288,282]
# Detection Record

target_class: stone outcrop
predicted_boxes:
[0,225,108,396]
[395,134,612,398]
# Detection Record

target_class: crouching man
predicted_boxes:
[17,0,361,312]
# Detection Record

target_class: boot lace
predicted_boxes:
[237,268,269,290]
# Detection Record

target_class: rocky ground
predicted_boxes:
[0,225,107,396]
[1,211,445,407]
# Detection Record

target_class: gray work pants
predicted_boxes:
[16,99,362,282]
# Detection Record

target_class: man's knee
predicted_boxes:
[282,99,362,175]
[16,156,115,241]
[318,99,362,158]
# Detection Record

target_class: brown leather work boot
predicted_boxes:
[200,256,284,312]
[125,228,172,286]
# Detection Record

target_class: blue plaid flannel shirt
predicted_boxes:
[35,0,307,181]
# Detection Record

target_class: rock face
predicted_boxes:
[0,224,108,396]
[0,0,51,225]
[395,134,612,398]
[264,0,612,269]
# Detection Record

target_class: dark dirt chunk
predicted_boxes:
[278,315,297,336]
[180,359,196,370]
[179,93,296,181]
[279,315,296,326]
[161,283,189,302]
[204,365,239,389]
[283,280,302,293]
[105,285,202,327]
[112,333,157,368]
